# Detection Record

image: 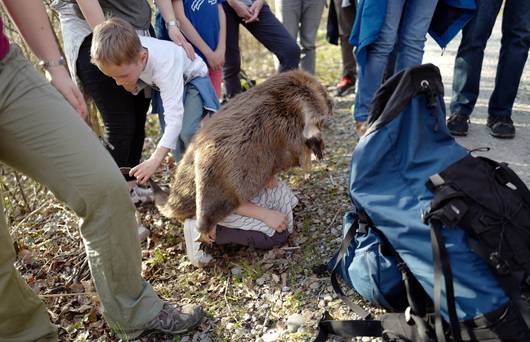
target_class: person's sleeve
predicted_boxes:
[156,52,185,150]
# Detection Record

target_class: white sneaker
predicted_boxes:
[183,219,213,267]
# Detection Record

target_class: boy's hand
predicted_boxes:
[229,0,252,21]
[168,26,196,60]
[246,0,264,23]
[130,157,161,184]
[48,66,88,119]
[206,49,225,70]
[263,209,288,233]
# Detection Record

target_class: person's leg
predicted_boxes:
[215,226,290,249]
[353,0,405,122]
[393,0,438,72]
[274,0,302,43]
[299,0,326,74]
[450,0,503,117]
[0,191,58,341]
[335,0,357,80]
[173,84,205,162]
[222,2,244,98]
[242,4,301,72]
[0,46,164,337]
[488,0,530,118]
[76,35,149,183]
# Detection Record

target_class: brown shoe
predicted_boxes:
[126,302,203,339]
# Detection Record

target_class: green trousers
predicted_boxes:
[0,45,163,341]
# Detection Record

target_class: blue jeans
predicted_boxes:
[222,3,300,97]
[353,0,438,122]
[152,84,205,162]
[450,0,530,118]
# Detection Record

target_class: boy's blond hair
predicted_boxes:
[91,17,143,66]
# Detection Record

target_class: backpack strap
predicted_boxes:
[313,311,383,342]
[329,220,373,320]
[429,218,462,342]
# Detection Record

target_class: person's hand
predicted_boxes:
[229,0,253,21]
[130,157,162,184]
[206,49,224,70]
[265,176,278,189]
[48,66,88,119]
[167,25,196,60]
[263,209,288,232]
[246,0,264,23]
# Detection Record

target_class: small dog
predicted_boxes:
[154,70,333,241]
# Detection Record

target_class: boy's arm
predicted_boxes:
[171,0,222,69]
[235,202,288,232]
[1,0,88,117]
[155,0,195,59]
[74,0,105,29]
[215,3,226,61]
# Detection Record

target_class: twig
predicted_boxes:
[223,277,232,314]
[39,292,97,298]
[13,201,50,231]
[280,246,300,250]
[14,172,31,212]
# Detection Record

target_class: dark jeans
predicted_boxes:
[215,225,289,249]
[222,2,300,97]
[77,35,150,181]
[450,0,530,118]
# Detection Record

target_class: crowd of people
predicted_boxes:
[0,0,529,340]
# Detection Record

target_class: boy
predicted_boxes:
[156,0,226,97]
[184,176,299,267]
[90,18,219,184]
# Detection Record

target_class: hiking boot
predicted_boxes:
[130,185,154,207]
[487,115,515,139]
[446,113,469,136]
[127,302,203,339]
[336,76,356,97]
[355,120,367,137]
[183,219,213,267]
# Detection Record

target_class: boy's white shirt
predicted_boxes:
[138,36,208,151]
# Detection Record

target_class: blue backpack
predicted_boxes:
[316,64,530,341]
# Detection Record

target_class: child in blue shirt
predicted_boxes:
[156,0,226,97]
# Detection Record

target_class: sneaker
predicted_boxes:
[130,186,154,207]
[447,113,469,136]
[487,115,515,139]
[336,76,356,97]
[127,302,203,339]
[355,120,367,137]
[183,219,213,267]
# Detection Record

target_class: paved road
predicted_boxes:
[423,15,530,185]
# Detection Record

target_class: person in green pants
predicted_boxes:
[0,0,203,340]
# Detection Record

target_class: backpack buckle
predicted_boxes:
[405,306,414,325]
